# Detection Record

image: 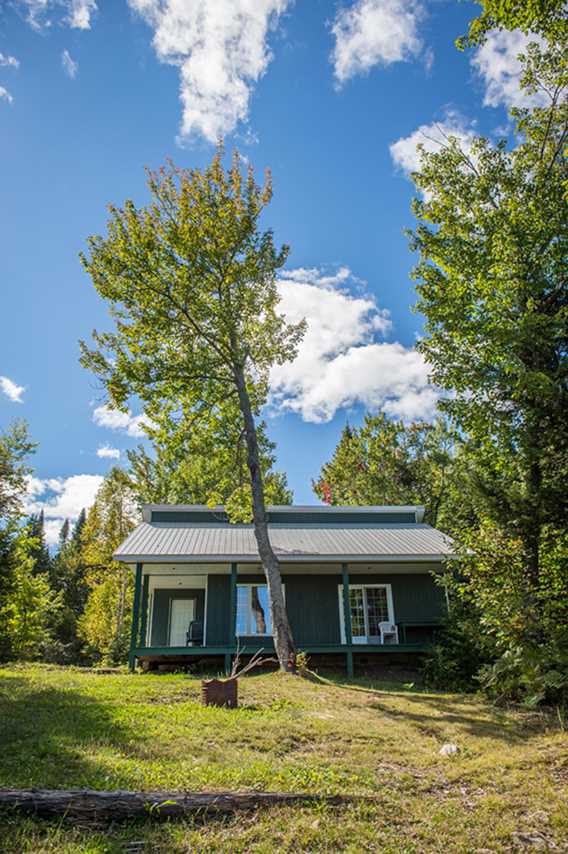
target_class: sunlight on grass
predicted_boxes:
[0,664,566,853]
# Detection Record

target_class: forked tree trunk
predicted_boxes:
[234,366,296,672]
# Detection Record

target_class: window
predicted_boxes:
[236,584,277,636]
[339,584,394,643]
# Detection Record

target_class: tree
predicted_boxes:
[58,518,70,549]
[0,531,61,660]
[313,416,456,526]
[406,38,567,639]
[0,421,36,527]
[28,510,51,576]
[127,404,292,514]
[78,468,139,663]
[460,0,567,47]
[80,151,304,671]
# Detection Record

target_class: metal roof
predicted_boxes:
[114,517,454,564]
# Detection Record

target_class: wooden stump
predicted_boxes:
[201,677,238,708]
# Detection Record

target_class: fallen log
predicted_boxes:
[0,788,346,821]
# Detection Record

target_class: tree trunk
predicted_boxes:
[0,788,345,821]
[234,366,296,672]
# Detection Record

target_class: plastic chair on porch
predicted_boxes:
[379,622,399,644]
[186,620,203,647]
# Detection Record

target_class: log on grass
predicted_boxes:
[0,788,345,821]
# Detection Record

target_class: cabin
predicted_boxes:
[115,504,453,676]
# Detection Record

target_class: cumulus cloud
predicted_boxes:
[61,49,78,78]
[0,53,19,69]
[127,0,290,143]
[92,404,148,437]
[96,444,121,459]
[0,375,25,402]
[472,29,547,110]
[270,268,437,423]
[25,474,103,545]
[331,0,426,85]
[0,87,14,104]
[389,110,477,178]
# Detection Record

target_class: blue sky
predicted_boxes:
[0,0,529,541]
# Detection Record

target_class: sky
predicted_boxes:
[0,0,533,543]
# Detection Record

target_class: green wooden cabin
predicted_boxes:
[115,504,454,675]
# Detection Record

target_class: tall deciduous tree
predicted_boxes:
[407,37,567,636]
[80,151,304,670]
[78,468,139,663]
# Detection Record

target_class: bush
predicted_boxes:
[478,637,568,709]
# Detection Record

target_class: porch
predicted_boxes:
[128,562,444,676]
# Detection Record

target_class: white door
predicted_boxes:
[169,599,195,647]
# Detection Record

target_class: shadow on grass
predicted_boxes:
[0,674,139,789]
[304,670,549,744]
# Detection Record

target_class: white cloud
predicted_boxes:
[389,110,477,178]
[16,0,97,31]
[92,404,148,437]
[472,29,547,110]
[25,474,103,545]
[97,444,121,459]
[0,53,19,69]
[0,87,14,105]
[270,268,438,423]
[0,375,25,402]
[331,0,426,85]
[66,0,97,29]
[127,0,290,143]
[61,49,78,78]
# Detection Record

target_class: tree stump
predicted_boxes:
[201,677,238,708]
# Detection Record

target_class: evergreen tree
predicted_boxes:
[313,415,456,526]
[0,531,61,660]
[28,510,51,576]
[58,518,70,549]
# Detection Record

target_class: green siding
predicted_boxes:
[150,510,416,525]
[152,570,446,648]
[150,589,205,647]
[205,575,231,645]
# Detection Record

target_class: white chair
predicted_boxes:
[379,622,399,644]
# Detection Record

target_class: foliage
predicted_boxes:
[77,468,138,664]
[408,37,567,634]
[0,421,36,528]
[460,0,567,47]
[79,149,303,523]
[313,415,456,525]
[127,404,292,517]
[79,148,304,668]
[0,532,61,660]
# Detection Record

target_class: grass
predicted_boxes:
[0,664,567,853]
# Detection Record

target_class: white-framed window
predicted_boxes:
[338,583,395,644]
[236,584,283,636]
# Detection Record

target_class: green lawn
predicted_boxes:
[0,664,566,853]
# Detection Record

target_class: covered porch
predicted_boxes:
[128,562,442,676]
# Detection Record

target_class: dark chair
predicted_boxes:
[186,620,203,647]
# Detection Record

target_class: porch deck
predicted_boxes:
[134,639,434,674]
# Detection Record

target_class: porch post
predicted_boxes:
[226,562,238,675]
[139,573,149,647]
[128,562,143,673]
[341,562,354,678]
